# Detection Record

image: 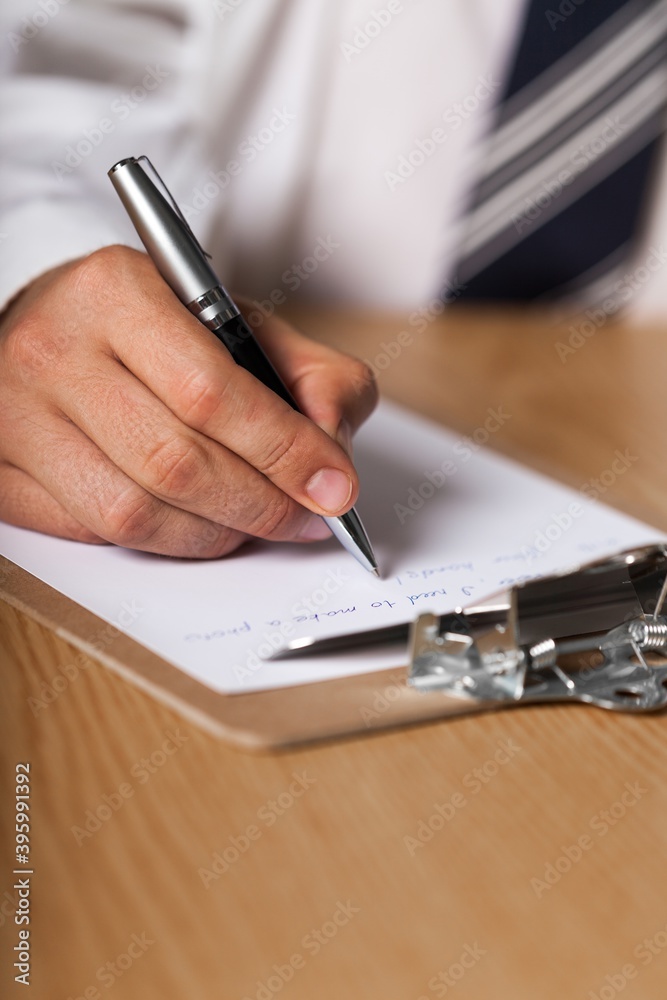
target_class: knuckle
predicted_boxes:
[141,435,207,499]
[3,315,58,378]
[102,491,165,547]
[66,245,145,304]
[188,522,238,559]
[67,248,116,299]
[244,493,295,539]
[255,427,301,477]
[177,369,226,429]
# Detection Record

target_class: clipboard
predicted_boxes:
[0,555,479,750]
[4,543,667,750]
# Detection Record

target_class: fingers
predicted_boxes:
[83,251,362,517]
[251,312,379,441]
[0,464,104,543]
[52,354,331,543]
[1,410,250,558]
[0,246,378,557]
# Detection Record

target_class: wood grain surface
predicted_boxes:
[2,305,667,1000]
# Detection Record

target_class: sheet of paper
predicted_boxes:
[0,400,662,693]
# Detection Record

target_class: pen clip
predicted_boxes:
[133,155,213,262]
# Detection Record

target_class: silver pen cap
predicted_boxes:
[108,156,219,305]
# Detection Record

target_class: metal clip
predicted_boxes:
[408,543,667,713]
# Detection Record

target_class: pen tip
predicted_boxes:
[371,566,381,579]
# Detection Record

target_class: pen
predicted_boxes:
[108,156,379,575]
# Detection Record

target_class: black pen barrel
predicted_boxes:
[210,312,299,410]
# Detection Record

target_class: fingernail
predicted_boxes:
[336,420,353,457]
[305,468,353,513]
[298,516,332,541]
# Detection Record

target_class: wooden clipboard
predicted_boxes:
[6,305,666,753]
[0,553,499,751]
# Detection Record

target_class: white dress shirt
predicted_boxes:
[1,0,665,316]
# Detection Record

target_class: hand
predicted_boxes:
[0,245,377,557]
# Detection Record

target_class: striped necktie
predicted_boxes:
[453,0,667,305]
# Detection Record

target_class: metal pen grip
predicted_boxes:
[188,288,239,327]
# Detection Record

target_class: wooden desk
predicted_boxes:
[2,307,667,1000]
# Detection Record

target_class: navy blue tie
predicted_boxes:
[453,0,667,305]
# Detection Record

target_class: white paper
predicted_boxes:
[0,401,662,693]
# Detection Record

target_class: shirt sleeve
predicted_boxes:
[0,0,205,311]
